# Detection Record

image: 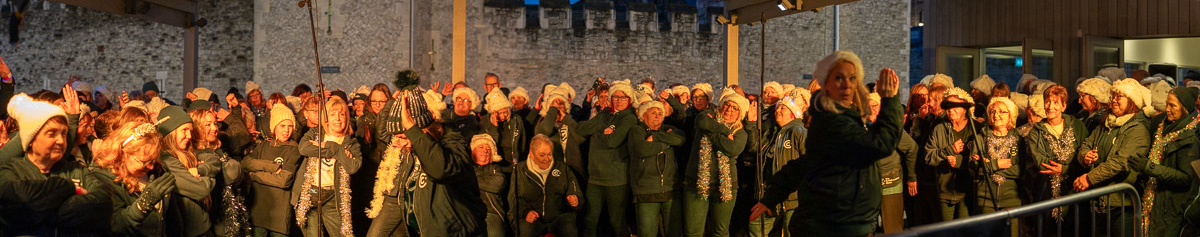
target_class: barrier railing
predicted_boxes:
[885,183,1143,237]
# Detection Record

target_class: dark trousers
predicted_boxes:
[486,212,507,237]
[518,213,578,237]
[583,184,630,237]
[635,200,674,237]
[684,190,736,237]
[251,227,288,237]
[366,195,409,237]
[302,192,346,237]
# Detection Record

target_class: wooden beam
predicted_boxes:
[453,0,466,83]
[48,0,194,27]
[184,26,198,92]
[725,0,858,25]
[726,24,739,86]
[144,0,198,14]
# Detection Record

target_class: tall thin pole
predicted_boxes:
[756,11,767,237]
[300,0,327,236]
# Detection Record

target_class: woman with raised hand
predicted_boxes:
[750,51,902,237]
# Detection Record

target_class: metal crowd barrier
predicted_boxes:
[885,183,1143,237]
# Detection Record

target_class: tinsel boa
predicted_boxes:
[295,157,354,236]
[368,147,408,218]
[696,117,739,202]
[1141,113,1200,236]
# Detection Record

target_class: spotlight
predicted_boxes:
[918,22,924,27]
[716,15,731,25]
[777,3,787,11]
[778,0,797,11]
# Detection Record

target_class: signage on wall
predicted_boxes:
[320,66,341,74]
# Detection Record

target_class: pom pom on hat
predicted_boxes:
[470,134,502,163]
[8,94,66,150]
[970,75,996,96]
[452,87,480,111]
[269,103,296,136]
[484,88,513,113]
[423,90,446,120]
[1076,78,1112,104]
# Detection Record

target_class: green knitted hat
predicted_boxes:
[156,106,193,136]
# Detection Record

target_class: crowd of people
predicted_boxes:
[1,50,1199,237]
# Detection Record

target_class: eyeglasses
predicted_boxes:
[129,154,156,166]
[612,96,631,101]
[486,83,500,87]
[455,98,471,103]
[370,100,387,105]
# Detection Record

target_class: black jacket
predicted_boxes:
[242,139,302,234]
[627,123,685,202]
[509,159,583,228]
[476,163,511,218]
[534,106,587,179]
[0,156,111,235]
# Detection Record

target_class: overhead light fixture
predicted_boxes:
[918,22,924,27]
[778,0,798,11]
[716,15,731,25]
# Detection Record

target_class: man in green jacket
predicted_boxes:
[577,83,639,237]
[628,101,686,237]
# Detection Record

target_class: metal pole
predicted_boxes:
[409,0,415,68]
[832,5,839,51]
[757,11,768,237]
[300,0,327,236]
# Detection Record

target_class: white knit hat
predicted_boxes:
[1076,77,1112,104]
[1030,79,1057,96]
[124,100,146,111]
[1028,94,1047,118]
[988,97,1019,128]
[1148,80,1173,114]
[970,75,996,96]
[538,89,570,117]
[556,83,577,101]
[670,85,689,96]
[246,81,261,92]
[788,87,812,105]
[192,87,213,102]
[928,74,954,88]
[919,74,935,85]
[8,94,66,150]
[94,86,114,103]
[691,83,714,99]
[1111,78,1156,116]
[609,83,636,109]
[269,103,295,136]
[509,86,529,102]
[636,101,665,123]
[70,81,92,97]
[782,84,796,95]
[814,51,865,87]
[423,90,446,120]
[452,87,480,111]
[1097,67,1126,83]
[470,134,501,162]
[353,86,371,98]
[945,87,976,117]
[1017,74,1039,93]
[145,97,168,115]
[1009,92,1029,112]
[718,90,750,122]
[484,88,512,113]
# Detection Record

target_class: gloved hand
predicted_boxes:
[129,172,176,221]
[222,159,243,185]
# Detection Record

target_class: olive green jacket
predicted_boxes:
[1134,113,1200,236]
[577,108,638,186]
[1077,113,1151,207]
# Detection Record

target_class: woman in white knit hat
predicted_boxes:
[578,82,640,237]
[627,100,685,237]
[445,87,481,136]
[1076,77,1113,132]
[1073,78,1153,236]
[970,97,1024,235]
[241,104,302,237]
[470,133,510,237]
[483,87,527,164]
[751,51,902,237]
[683,88,751,237]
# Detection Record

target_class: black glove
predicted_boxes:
[129,172,176,221]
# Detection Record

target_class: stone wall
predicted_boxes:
[0,0,253,100]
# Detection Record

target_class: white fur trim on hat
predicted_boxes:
[1009,92,1029,112]
[609,83,636,110]
[452,87,480,111]
[1030,79,1057,96]
[1028,94,1047,118]
[192,87,213,102]
[8,94,67,150]
[470,134,501,162]
[945,87,976,117]
[764,81,783,95]
[423,90,446,121]
[269,103,296,136]
[1112,78,1156,116]
[788,87,812,108]
[1097,67,1126,83]
[691,83,714,99]
[245,81,261,92]
[484,88,513,113]
[814,51,865,87]
[636,101,665,123]
[782,84,796,95]
[719,91,751,122]
[539,91,569,117]
[970,75,996,96]
[1076,78,1112,104]
[1148,80,1173,113]
[509,86,529,102]
[988,97,1019,128]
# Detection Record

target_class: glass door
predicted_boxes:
[1083,36,1125,78]
[936,46,982,88]
[1023,38,1054,80]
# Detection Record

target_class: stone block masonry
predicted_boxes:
[0,0,253,101]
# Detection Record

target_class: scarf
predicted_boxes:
[368,146,409,218]
[1141,113,1200,236]
[1042,123,1076,222]
[528,159,553,184]
[696,115,739,202]
[295,157,353,236]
